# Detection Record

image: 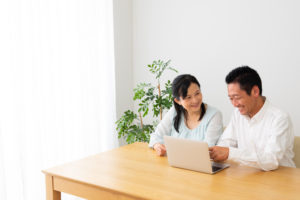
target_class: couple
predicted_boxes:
[149,66,295,171]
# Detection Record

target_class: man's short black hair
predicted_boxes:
[225,66,262,95]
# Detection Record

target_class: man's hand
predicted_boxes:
[153,143,166,156]
[209,146,229,162]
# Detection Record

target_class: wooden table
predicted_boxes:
[43,142,300,200]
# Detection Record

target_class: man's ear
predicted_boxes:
[174,98,181,105]
[251,86,260,97]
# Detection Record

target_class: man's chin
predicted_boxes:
[238,109,247,115]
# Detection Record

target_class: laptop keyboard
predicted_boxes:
[212,165,222,172]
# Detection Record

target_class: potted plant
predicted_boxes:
[116,59,178,144]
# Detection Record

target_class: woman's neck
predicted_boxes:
[184,109,202,130]
[186,109,201,121]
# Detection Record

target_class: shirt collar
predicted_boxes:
[242,97,269,123]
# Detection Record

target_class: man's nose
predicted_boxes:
[232,99,239,107]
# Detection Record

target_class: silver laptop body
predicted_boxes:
[164,135,230,174]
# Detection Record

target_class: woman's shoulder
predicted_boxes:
[206,104,221,114]
[204,104,222,119]
[167,106,176,115]
[163,106,176,120]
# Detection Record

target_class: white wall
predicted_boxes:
[131,0,300,136]
[113,0,134,145]
[113,0,133,119]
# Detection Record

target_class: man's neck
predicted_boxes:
[249,96,266,118]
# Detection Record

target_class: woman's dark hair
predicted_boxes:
[225,66,262,95]
[172,74,206,133]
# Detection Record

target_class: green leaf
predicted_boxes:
[115,59,178,144]
[143,107,149,117]
[168,67,178,73]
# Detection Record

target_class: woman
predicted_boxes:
[149,74,223,156]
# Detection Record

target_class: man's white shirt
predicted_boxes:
[218,99,295,171]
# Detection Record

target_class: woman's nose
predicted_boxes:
[192,96,198,103]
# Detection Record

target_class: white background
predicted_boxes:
[0,0,116,199]
[114,0,300,136]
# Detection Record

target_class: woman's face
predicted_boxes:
[174,83,202,114]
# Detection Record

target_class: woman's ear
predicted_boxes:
[174,98,181,105]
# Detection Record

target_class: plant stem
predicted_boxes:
[139,112,144,128]
[158,83,162,120]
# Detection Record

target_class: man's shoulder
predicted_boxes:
[265,101,289,120]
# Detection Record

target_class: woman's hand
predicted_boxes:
[153,143,166,156]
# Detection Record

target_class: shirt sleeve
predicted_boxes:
[148,107,174,148]
[204,111,223,147]
[220,113,294,171]
[217,113,238,148]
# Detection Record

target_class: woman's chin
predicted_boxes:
[189,106,201,112]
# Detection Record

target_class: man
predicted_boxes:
[209,66,295,171]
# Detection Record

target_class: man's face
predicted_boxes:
[227,83,257,117]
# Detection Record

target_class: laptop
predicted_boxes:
[164,135,230,174]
